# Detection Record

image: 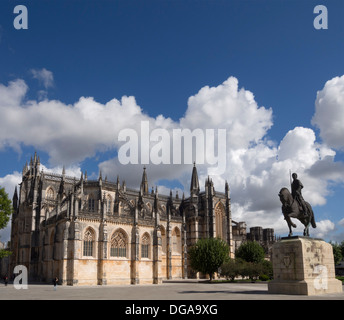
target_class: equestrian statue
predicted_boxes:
[278,172,316,237]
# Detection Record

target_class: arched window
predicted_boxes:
[83,228,95,257]
[46,187,54,199]
[110,229,128,258]
[161,205,166,214]
[141,232,150,259]
[215,202,225,239]
[172,227,181,254]
[146,202,152,213]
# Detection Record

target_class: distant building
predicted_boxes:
[247,226,275,258]
[232,223,275,259]
[232,221,247,253]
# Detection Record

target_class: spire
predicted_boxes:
[59,174,65,196]
[154,186,159,213]
[22,161,28,176]
[101,192,106,220]
[80,172,84,194]
[169,189,174,205]
[13,185,18,198]
[190,162,200,194]
[32,151,40,168]
[225,180,229,196]
[116,175,120,189]
[141,166,148,195]
[205,175,214,196]
[98,170,102,187]
[13,186,18,211]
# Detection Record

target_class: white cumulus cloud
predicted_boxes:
[1,74,344,240]
[312,75,344,151]
[312,219,336,239]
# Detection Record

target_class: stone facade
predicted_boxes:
[9,154,234,285]
[8,153,274,285]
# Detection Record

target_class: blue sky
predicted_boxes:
[1,0,344,242]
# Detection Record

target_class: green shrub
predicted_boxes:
[220,258,273,282]
[260,259,273,279]
[259,274,270,281]
[220,259,240,281]
[235,241,265,264]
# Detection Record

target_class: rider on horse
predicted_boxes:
[291,173,308,217]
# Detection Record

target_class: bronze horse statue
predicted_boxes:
[278,187,316,237]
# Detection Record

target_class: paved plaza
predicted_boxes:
[0,280,343,300]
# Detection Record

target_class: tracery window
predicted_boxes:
[141,233,150,259]
[146,202,152,213]
[172,227,181,254]
[215,202,225,239]
[110,230,128,258]
[46,188,54,199]
[83,228,95,257]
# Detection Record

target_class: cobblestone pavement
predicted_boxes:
[0,280,343,300]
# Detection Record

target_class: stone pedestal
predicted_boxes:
[268,236,343,295]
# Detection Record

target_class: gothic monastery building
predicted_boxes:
[9,153,274,285]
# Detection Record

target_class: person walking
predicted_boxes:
[53,277,58,291]
[3,275,8,286]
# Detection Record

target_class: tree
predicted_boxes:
[0,247,11,259]
[0,187,12,258]
[188,237,229,281]
[340,241,344,259]
[0,187,12,230]
[235,241,265,264]
[331,242,343,265]
[260,259,273,280]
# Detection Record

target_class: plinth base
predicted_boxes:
[268,236,343,295]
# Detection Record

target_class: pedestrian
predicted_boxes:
[53,277,58,291]
[4,275,8,286]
